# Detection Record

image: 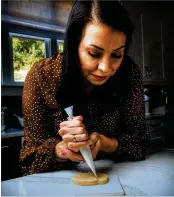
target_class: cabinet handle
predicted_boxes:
[149,122,163,127]
[1,146,10,149]
[145,67,148,77]
[149,67,152,76]
[145,66,150,77]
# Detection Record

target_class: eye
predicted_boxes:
[88,51,101,58]
[112,54,122,59]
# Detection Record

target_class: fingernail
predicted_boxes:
[77,116,83,121]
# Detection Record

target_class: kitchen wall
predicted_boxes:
[2,0,73,27]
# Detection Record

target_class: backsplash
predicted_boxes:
[2,96,23,116]
[1,96,23,129]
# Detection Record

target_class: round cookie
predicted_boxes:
[72,172,109,186]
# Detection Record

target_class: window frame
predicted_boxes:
[7,32,51,86]
[57,39,64,53]
[1,21,65,87]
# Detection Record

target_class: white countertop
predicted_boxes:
[2,150,174,196]
[113,150,174,196]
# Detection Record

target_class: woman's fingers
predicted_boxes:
[91,139,102,160]
[59,145,84,162]
[59,127,86,136]
[89,132,102,160]
[62,133,89,142]
[73,116,83,121]
[67,140,93,152]
[55,143,68,159]
[73,134,89,142]
[60,117,84,128]
[90,132,100,143]
[60,120,83,128]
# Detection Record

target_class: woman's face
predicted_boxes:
[78,22,126,86]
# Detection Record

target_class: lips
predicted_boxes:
[91,74,108,81]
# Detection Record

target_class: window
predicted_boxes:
[9,33,50,82]
[2,20,65,87]
[57,40,64,53]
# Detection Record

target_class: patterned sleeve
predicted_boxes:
[20,54,72,176]
[115,63,150,161]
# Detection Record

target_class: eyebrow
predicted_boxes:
[90,44,125,51]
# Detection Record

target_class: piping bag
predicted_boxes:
[64,106,97,177]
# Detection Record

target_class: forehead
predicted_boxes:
[81,22,126,48]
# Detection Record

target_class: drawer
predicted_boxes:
[150,130,163,138]
[146,119,165,134]
[147,119,164,127]
[2,136,22,147]
[1,136,22,181]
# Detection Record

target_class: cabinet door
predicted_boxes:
[1,137,22,181]
[162,4,174,85]
[122,2,143,75]
[142,3,164,83]
[146,118,165,142]
[164,116,174,148]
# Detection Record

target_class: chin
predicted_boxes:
[89,79,108,86]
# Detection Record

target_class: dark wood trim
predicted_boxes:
[2,15,66,33]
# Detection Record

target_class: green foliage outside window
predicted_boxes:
[12,36,45,81]
[58,42,64,53]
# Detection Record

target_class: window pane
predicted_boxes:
[12,36,45,82]
[58,42,64,53]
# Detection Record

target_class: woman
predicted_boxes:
[20,0,150,175]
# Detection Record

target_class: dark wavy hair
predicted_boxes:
[58,0,134,121]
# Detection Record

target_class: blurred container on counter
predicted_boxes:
[144,88,151,116]
[1,107,7,131]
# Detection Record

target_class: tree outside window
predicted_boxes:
[57,41,64,53]
[12,36,45,82]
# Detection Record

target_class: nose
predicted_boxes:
[97,58,112,73]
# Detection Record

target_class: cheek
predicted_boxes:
[79,52,97,73]
[112,59,123,73]
[81,63,96,77]
[81,62,95,72]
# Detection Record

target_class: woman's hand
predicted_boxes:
[55,141,84,162]
[58,116,92,152]
[58,116,118,161]
[89,132,119,160]
[89,132,102,160]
